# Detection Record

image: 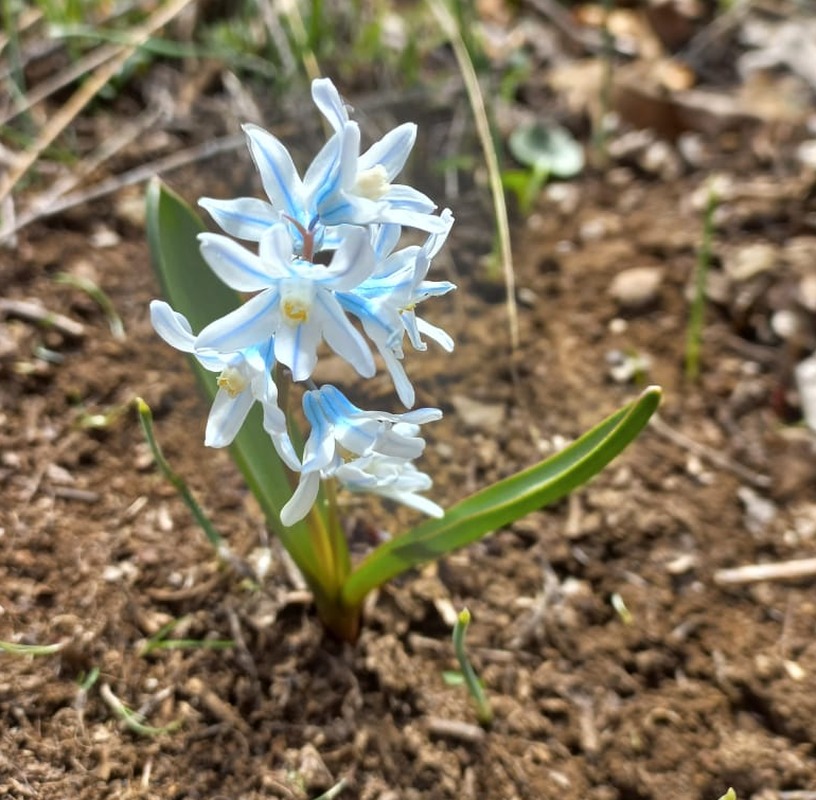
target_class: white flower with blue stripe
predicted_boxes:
[195,222,376,382]
[280,385,442,525]
[151,76,456,526]
[149,300,298,466]
[338,209,456,407]
[199,78,448,256]
[335,451,444,519]
[310,78,448,233]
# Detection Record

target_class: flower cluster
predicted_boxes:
[150,78,454,526]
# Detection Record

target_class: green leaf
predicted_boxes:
[442,671,466,686]
[508,122,584,179]
[144,178,325,590]
[341,387,661,608]
[0,640,65,656]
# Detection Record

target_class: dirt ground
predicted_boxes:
[3,5,816,800]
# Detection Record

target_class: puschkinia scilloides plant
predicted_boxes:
[146,77,661,641]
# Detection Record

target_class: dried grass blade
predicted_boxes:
[0,0,198,206]
[426,0,519,352]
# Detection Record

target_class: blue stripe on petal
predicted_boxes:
[197,289,279,352]
[199,197,278,241]
[337,292,398,339]
[198,234,273,291]
[243,124,304,220]
[316,292,375,378]
[358,123,416,178]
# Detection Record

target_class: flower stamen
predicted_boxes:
[217,366,249,397]
[354,165,390,200]
[281,280,315,326]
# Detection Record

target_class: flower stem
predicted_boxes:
[323,477,350,583]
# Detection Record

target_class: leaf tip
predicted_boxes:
[134,396,151,417]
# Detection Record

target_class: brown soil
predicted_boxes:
[3,66,816,800]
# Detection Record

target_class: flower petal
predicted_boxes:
[275,317,322,382]
[315,292,376,378]
[319,192,378,227]
[337,123,361,190]
[197,289,279,352]
[198,233,278,290]
[258,223,296,275]
[413,279,457,299]
[205,387,254,447]
[370,223,402,261]
[382,489,444,518]
[271,431,301,471]
[383,184,437,215]
[280,470,321,526]
[368,248,418,283]
[380,347,415,408]
[243,124,304,219]
[377,204,450,233]
[339,291,402,340]
[372,429,426,460]
[304,134,343,209]
[301,391,338,472]
[402,310,427,352]
[359,123,416,178]
[318,388,381,454]
[417,317,454,352]
[311,77,349,133]
[399,408,442,425]
[198,197,278,241]
[422,207,455,259]
[149,300,196,352]
[318,226,375,290]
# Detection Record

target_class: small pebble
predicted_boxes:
[771,309,801,340]
[545,183,581,215]
[609,266,663,311]
[639,140,683,180]
[676,132,709,168]
[450,395,506,434]
[796,140,816,170]
[795,353,816,431]
[89,226,121,249]
[737,486,777,535]
[797,274,816,312]
[579,218,609,242]
[724,243,778,282]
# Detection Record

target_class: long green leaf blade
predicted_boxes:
[144,178,320,584]
[341,387,661,608]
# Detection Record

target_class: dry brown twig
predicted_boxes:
[0,298,85,338]
[714,558,816,586]
[24,103,168,216]
[0,6,42,59]
[649,414,771,488]
[0,0,198,207]
[0,133,245,242]
[0,42,121,129]
[427,0,519,354]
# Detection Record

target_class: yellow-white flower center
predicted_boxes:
[281,280,315,325]
[354,164,390,200]
[217,366,248,397]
